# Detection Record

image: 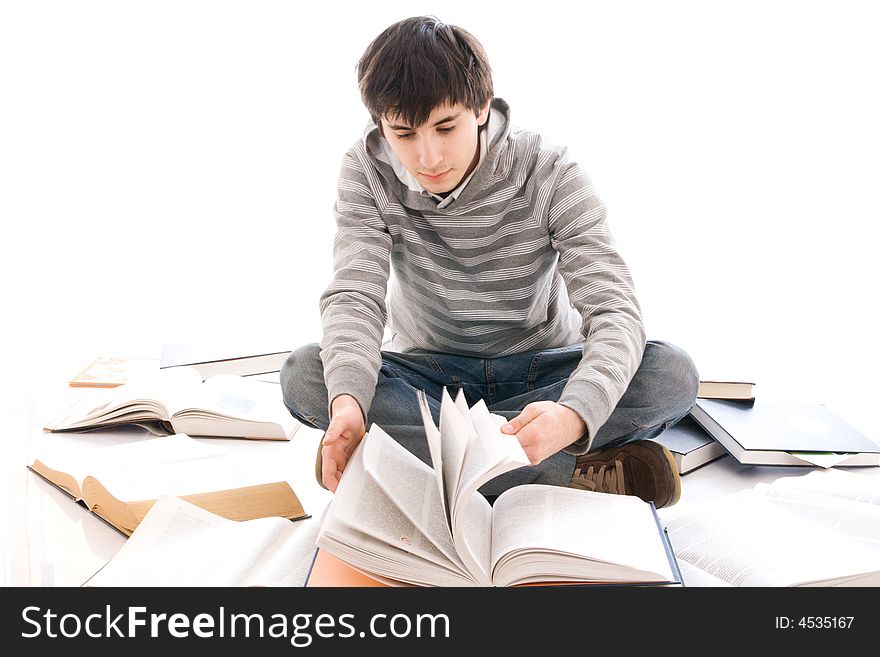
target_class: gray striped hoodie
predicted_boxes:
[319,98,645,454]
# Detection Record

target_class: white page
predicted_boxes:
[446,395,531,585]
[361,425,465,570]
[417,390,450,531]
[85,496,302,586]
[318,437,463,578]
[35,433,225,492]
[665,489,880,586]
[438,387,473,513]
[46,367,203,428]
[490,485,674,585]
[765,468,880,505]
[458,399,530,497]
[754,482,880,551]
[81,435,292,502]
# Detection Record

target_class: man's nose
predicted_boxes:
[418,137,443,170]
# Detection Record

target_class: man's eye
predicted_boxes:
[395,133,414,140]
[438,126,455,134]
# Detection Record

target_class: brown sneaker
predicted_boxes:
[569,440,681,508]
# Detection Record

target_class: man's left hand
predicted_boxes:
[501,401,587,465]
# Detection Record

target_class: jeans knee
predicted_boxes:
[648,341,699,415]
[280,343,326,420]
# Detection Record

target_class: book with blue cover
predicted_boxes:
[653,414,727,474]
[689,399,880,466]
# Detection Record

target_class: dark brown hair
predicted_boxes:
[357,16,494,129]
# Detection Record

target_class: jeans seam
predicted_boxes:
[526,353,543,390]
[423,354,443,373]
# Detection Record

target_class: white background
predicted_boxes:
[1,0,878,437]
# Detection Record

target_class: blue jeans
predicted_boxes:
[281,341,698,497]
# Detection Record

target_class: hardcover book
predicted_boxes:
[652,414,727,474]
[160,342,292,379]
[689,399,880,466]
[315,388,681,587]
[46,366,298,440]
[697,380,756,401]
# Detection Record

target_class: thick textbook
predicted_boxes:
[666,468,880,586]
[28,434,307,537]
[690,399,880,466]
[652,414,726,474]
[85,495,314,586]
[45,366,298,440]
[160,341,292,379]
[316,388,681,587]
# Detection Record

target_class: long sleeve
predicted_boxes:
[548,161,646,454]
[319,150,393,418]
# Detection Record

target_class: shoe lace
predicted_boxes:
[570,459,626,494]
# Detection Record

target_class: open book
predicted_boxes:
[28,434,307,536]
[665,469,880,586]
[45,366,298,440]
[316,389,681,587]
[84,495,315,586]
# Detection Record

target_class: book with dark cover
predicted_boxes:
[653,414,727,474]
[160,342,292,379]
[690,399,880,466]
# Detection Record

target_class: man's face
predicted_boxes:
[381,102,490,195]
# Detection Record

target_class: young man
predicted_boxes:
[282,16,698,507]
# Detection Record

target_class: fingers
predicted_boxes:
[321,443,345,493]
[321,420,365,493]
[501,402,544,434]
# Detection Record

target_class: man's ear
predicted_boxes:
[477,99,492,126]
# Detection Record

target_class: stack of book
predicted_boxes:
[652,379,755,474]
[654,379,880,473]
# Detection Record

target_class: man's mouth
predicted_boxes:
[420,170,451,182]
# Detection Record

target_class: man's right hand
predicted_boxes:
[321,394,366,493]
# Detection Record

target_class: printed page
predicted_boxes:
[754,481,880,551]
[456,398,530,505]
[46,367,203,429]
[440,395,531,585]
[490,485,674,586]
[764,468,880,505]
[167,374,297,438]
[361,425,465,571]
[317,436,469,585]
[438,387,474,517]
[82,435,290,502]
[665,489,880,586]
[85,496,301,586]
[418,390,450,530]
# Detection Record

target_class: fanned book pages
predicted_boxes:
[314,389,681,587]
[84,496,315,587]
[664,469,880,586]
[28,434,307,536]
[45,366,298,440]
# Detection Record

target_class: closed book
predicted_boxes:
[690,399,880,466]
[160,342,292,379]
[697,380,755,401]
[652,414,727,474]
